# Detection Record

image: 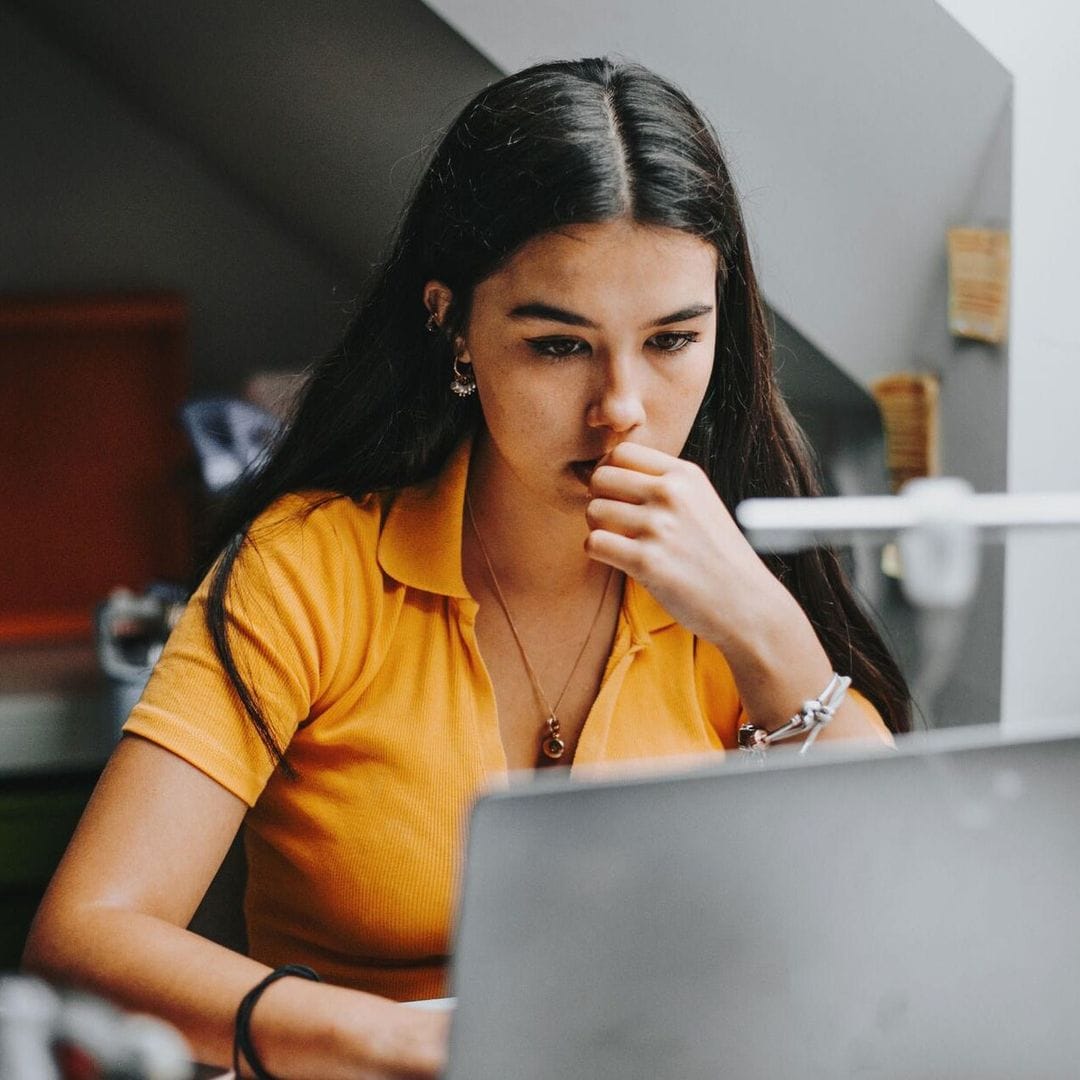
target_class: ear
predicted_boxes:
[422,280,472,363]
[422,280,454,329]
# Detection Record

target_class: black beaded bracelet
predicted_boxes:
[233,964,321,1079]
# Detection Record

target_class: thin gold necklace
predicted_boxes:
[465,493,615,762]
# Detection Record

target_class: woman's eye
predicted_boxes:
[527,338,589,359]
[649,331,699,353]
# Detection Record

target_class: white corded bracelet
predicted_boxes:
[737,672,852,759]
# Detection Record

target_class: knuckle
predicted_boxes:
[654,474,683,507]
[653,511,678,543]
[631,540,659,576]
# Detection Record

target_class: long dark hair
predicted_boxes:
[203,57,910,772]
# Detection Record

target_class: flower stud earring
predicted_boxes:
[450,355,477,397]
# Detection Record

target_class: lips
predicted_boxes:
[570,458,600,486]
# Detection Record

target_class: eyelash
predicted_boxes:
[526,331,700,360]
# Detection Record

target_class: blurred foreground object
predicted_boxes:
[947,227,1010,344]
[871,372,939,494]
[0,975,192,1080]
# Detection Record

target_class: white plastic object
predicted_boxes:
[895,478,978,607]
[736,479,1080,609]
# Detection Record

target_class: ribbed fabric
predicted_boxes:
[124,438,888,1001]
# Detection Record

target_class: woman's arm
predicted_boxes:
[22,734,448,1079]
[585,442,891,744]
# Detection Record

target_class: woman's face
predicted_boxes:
[439,218,718,510]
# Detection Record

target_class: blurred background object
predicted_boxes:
[737,483,1080,725]
[179,398,281,495]
[872,373,941,494]
[947,226,1011,344]
[0,293,192,647]
[95,584,187,738]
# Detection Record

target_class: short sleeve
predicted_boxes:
[124,492,374,805]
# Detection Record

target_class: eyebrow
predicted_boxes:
[507,301,714,330]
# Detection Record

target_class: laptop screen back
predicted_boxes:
[446,726,1080,1079]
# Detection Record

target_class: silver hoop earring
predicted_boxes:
[450,356,477,397]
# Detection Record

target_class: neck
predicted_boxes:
[463,431,606,597]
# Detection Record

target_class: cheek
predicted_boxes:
[662,352,714,419]
[476,366,579,437]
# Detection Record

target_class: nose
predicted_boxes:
[586,354,646,436]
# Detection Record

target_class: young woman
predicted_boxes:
[24,57,909,1078]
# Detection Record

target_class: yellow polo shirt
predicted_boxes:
[125,438,870,1000]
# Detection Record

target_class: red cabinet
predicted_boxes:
[0,294,192,644]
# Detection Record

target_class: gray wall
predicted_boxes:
[1,3,348,394]
[2,0,499,394]
[912,98,1013,727]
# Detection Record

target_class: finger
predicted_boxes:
[584,529,646,576]
[586,496,651,537]
[600,441,676,476]
[589,463,656,504]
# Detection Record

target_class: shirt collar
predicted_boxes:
[624,578,678,639]
[377,437,473,600]
[377,437,678,634]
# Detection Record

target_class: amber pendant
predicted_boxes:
[540,715,565,760]
[541,734,566,760]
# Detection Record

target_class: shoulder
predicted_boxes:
[208,491,391,636]
[249,489,382,546]
[239,490,384,579]
[194,490,394,705]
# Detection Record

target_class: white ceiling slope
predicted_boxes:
[10,0,500,276]
[423,0,1012,387]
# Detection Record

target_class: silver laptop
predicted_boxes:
[445,723,1080,1079]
